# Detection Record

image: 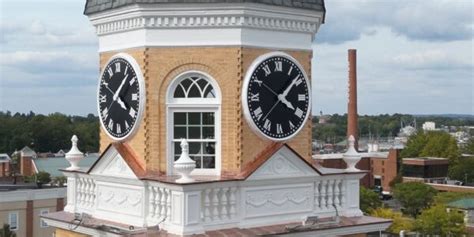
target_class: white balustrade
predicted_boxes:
[200,186,238,224]
[76,176,96,210]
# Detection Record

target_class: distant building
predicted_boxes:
[0,186,66,237]
[402,157,449,183]
[0,153,11,177]
[447,198,474,232]
[422,121,436,131]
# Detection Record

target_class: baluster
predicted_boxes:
[334,179,340,208]
[211,188,219,220]
[85,179,91,207]
[340,180,346,208]
[204,189,212,222]
[229,187,237,219]
[155,187,161,217]
[149,187,156,217]
[321,179,327,209]
[78,178,84,206]
[327,179,334,207]
[221,188,229,220]
[160,187,166,217]
[314,180,321,210]
[166,189,171,221]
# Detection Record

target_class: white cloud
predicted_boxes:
[390,49,473,70]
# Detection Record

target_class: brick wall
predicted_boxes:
[98,47,313,175]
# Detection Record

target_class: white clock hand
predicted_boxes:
[117,97,127,110]
[281,75,299,98]
[262,100,280,121]
[113,75,128,101]
[278,96,295,110]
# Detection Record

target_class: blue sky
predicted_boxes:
[0,0,473,116]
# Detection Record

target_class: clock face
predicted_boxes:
[242,52,311,141]
[97,54,145,141]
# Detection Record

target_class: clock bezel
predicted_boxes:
[96,53,146,142]
[242,51,311,142]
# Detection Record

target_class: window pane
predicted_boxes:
[188,112,200,125]
[188,127,200,139]
[202,112,214,125]
[202,156,215,168]
[174,127,186,139]
[188,84,201,97]
[204,86,216,98]
[202,127,214,139]
[197,78,208,91]
[180,78,192,91]
[174,85,185,98]
[203,142,215,155]
[191,155,202,168]
[189,142,201,155]
[174,113,186,125]
[174,142,182,155]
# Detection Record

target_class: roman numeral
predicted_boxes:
[125,121,130,129]
[116,123,121,134]
[129,76,137,86]
[289,121,295,130]
[288,66,294,76]
[124,65,128,75]
[115,62,121,73]
[107,67,113,77]
[129,108,136,118]
[101,80,108,86]
[263,65,271,76]
[108,119,114,130]
[132,93,138,101]
[274,61,282,72]
[263,119,271,131]
[253,107,263,120]
[253,78,263,86]
[250,93,259,102]
[101,108,108,119]
[276,123,283,134]
[295,77,303,86]
[298,94,306,101]
[295,107,304,118]
[99,95,107,103]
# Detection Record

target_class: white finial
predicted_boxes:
[343,135,361,171]
[65,135,84,171]
[173,139,196,183]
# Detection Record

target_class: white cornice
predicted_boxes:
[88,3,323,52]
[0,188,66,203]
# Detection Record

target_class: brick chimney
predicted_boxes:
[347,49,358,150]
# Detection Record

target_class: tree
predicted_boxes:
[461,138,474,154]
[414,205,465,236]
[370,208,414,234]
[35,171,51,188]
[360,186,382,214]
[393,182,437,218]
[400,131,459,164]
[448,158,474,183]
[0,224,17,237]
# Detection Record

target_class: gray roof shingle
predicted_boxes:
[84,0,326,19]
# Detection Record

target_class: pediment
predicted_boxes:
[89,145,137,179]
[247,146,318,180]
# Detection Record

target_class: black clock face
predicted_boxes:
[98,57,142,140]
[244,55,310,140]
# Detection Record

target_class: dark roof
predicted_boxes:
[84,0,326,17]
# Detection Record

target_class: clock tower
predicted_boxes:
[87,0,325,176]
[43,1,393,236]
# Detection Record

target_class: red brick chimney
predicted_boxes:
[347,49,358,150]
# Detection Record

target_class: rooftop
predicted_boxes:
[34,154,99,177]
[84,0,326,16]
[447,198,474,210]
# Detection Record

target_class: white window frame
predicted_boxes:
[40,208,49,228]
[166,71,221,176]
[8,212,18,230]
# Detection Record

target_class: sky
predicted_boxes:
[0,0,473,116]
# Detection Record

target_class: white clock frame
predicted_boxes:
[97,53,146,142]
[242,51,311,142]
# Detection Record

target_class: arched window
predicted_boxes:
[167,71,221,175]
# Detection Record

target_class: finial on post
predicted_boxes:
[174,139,196,183]
[343,135,361,171]
[65,135,84,171]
